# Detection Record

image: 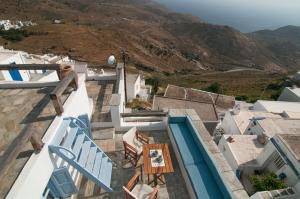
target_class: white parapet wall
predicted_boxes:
[108,63,167,131]
[0,51,31,81]
[6,74,92,199]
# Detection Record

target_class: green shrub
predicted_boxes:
[0,28,47,42]
[0,28,34,41]
[267,82,282,90]
[250,173,286,192]
[235,95,249,101]
[0,28,28,41]
[205,82,223,94]
[146,77,161,95]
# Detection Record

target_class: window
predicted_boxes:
[272,152,285,169]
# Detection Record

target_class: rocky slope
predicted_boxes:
[0,0,299,73]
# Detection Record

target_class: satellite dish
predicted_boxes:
[108,55,116,66]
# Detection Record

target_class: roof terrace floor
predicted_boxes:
[73,130,189,199]
[86,80,116,123]
[0,87,70,198]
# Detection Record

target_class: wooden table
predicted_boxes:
[143,144,174,186]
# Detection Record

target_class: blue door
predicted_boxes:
[8,69,23,81]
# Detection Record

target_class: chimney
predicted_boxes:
[257,134,267,145]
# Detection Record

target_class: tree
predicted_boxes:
[205,82,222,94]
[146,77,160,95]
[250,173,286,192]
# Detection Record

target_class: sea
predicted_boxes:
[155,0,300,32]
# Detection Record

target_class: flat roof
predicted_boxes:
[0,87,69,198]
[274,119,300,135]
[233,111,281,134]
[279,134,300,162]
[254,100,300,114]
[283,111,300,119]
[153,96,218,121]
[0,51,18,62]
[223,135,264,166]
[256,118,284,137]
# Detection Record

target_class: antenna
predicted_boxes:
[249,116,266,121]
[121,48,129,103]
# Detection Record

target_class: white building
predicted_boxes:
[218,135,265,172]
[0,47,75,81]
[256,135,300,187]
[278,87,300,102]
[0,20,35,30]
[253,100,300,114]
[126,73,151,102]
[244,117,300,138]
[219,110,281,135]
[0,50,30,81]
[219,134,300,198]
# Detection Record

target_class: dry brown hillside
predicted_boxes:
[0,0,299,73]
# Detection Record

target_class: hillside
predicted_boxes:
[249,26,300,71]
[0,0,299,73]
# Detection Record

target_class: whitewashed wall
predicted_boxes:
[126,74,142,101]
[256,137,300,187]
[253,102,268,112]
[0,52,30,81]
[219,112,241,134]
[110,64,166,131]
[218,136,239,171]
[243,121,264,135]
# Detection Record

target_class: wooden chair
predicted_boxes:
[122,127,149,166]
[123,172,159,199]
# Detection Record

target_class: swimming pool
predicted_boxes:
[168,116,232,199]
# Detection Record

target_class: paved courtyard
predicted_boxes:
[74,130,189,199]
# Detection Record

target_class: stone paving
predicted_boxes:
[0,87,70,198]
[75,130,189,199]
[86,80,115,123]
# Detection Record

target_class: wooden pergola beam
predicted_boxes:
[0,64,60,70]
[50,71,78,115]
[0,64,63,80]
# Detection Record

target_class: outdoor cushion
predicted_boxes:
[131,183,154,199]
[123,127,143,154]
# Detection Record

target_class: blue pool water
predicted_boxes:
[168,117,232,199]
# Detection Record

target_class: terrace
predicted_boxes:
[0,63,249,199]
[74,130,189,199]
